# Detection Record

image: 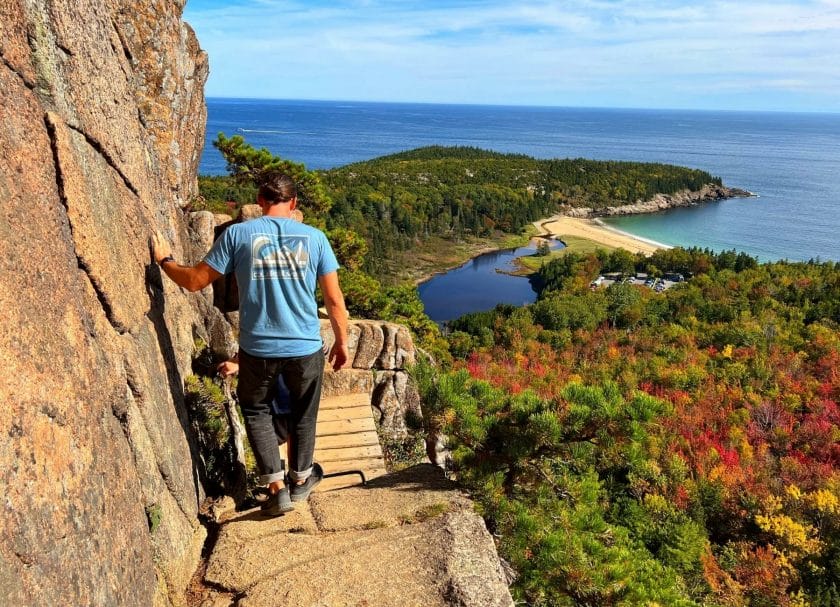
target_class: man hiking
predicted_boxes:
[152,172,349,516]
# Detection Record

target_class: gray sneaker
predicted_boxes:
[290,463,324,502]
[261,487,293,516]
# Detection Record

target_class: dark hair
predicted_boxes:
[258,173,297,204]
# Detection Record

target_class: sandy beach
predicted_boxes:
[536,215,669,255]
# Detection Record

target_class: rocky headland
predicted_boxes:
[560,184,753,218]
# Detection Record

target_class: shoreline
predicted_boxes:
[410,231,537,286]
[532,184,753,256]
[534,215,668,256]
[415,186,750,284]
[413,243,508,287]
[593,218,673,250]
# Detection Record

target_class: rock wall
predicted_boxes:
[0,2,209,606]
[320,319,422,437]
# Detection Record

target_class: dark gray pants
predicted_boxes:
[237,348,324,485]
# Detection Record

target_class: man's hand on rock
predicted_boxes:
[217,360,239,379]
[151,231,172,264]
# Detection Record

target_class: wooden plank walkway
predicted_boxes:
[282,393,386,492]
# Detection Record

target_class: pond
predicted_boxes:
[417,239,562,324]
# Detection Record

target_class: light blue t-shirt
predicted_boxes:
[204,216,340,358]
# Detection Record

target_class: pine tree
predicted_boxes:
[213,132,332,223]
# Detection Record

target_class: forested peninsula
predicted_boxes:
[199,145,745,282]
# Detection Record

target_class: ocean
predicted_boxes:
[201,98,840,262]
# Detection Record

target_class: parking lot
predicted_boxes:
[591,272,684,292]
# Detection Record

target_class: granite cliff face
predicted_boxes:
[0,2,209,605]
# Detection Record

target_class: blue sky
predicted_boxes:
[184,0,840,112]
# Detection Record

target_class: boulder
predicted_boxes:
[212,213,234,226]
[373,370,422,436]
[188,211,217,263]
[351,321,385,369]
[322,368,376,398]
[238,204,262,222]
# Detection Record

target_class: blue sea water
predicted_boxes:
[202,98,840,263]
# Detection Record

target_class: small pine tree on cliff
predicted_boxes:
[214,132,333,226]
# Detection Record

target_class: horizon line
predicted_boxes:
[204,95,840,116]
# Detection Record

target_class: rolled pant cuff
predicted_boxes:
[260,471,286,485]
[290,466,313,482]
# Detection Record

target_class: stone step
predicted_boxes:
[203,466,515,607]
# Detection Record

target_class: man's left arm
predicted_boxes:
[151,231,222,292]
[318,271,349,371]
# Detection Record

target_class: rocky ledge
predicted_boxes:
[561,184,753,218]
[193,465,514,607]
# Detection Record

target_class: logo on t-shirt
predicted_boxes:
[251,233,310,280]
